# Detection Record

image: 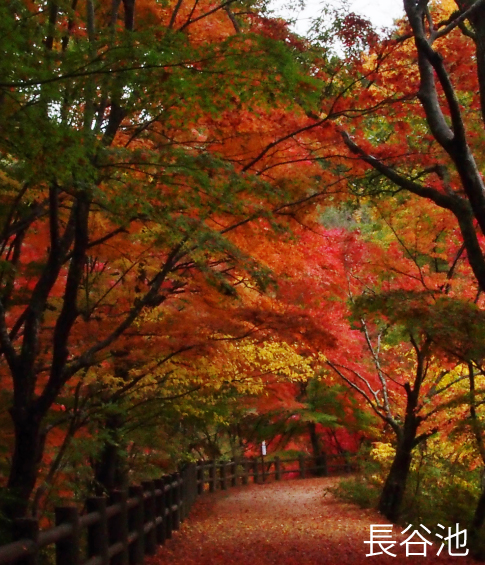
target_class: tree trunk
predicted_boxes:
[471,482,485,529]
[469,483,485,559]
[378,422,417,522]
[454,0,485,126]
[92,413,126,495]
[377,442,412,522]
[465,362,485,557]
[2,412,45,524]
[308,422,327,476]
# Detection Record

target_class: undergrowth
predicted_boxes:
[332,441,485,559]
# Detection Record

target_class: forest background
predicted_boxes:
[2,0,485,559]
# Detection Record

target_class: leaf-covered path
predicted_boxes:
[146,477,476,565]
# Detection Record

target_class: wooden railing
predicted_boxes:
[0,454,354,565]
[196,453,354,490]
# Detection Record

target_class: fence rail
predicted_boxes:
[0,454,354,565]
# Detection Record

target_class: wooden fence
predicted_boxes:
[0,453,354,565]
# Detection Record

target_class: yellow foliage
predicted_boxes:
[0,170,21,192]
[370,442,395,466]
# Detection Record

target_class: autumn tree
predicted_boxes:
[0,0,353,526]
[276,191,485,522]
[311,0,485,525]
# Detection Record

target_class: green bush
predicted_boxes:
[332,475,380,508]
[330,445,382,508]
[333,439,484,557]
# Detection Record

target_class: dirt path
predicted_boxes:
[146,478,477,565]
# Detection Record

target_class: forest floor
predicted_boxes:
[146,477,477,565]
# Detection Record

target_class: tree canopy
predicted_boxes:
[2,0,485,557]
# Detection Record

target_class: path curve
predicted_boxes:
[147,477,477,565]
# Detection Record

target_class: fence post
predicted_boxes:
[86,497,109,565]
[163,476,173,540]
[128,485,145,565]
[109,490,129,565]
[197,461,204,495]
[153,478,166,546]
[275,456,282,480]
[180,467,188,522]
[189,463,198,507]
[299,454,306,479]
[316,453,328,477]
[173,472,181,530]
[343,449,352,473]
[141,481,157,555]
[220,461,228,491]
[232,458,238,487]
[13,517,38,565]
[242,459,249,486]
[253,458,260,484]
[184,464,193,512]
[209,460,217,493]
[55,507,80,565]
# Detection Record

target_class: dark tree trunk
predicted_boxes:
[470,484,485,559]
[377,437,414,522]
[454,0,485,126]
[92,413,126,495]
[472,484,485,530]
[467,363,485,558]
[3,412,45,523]
[378,407,419,523]
[308,422,327,476]
[376,337,429,523]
